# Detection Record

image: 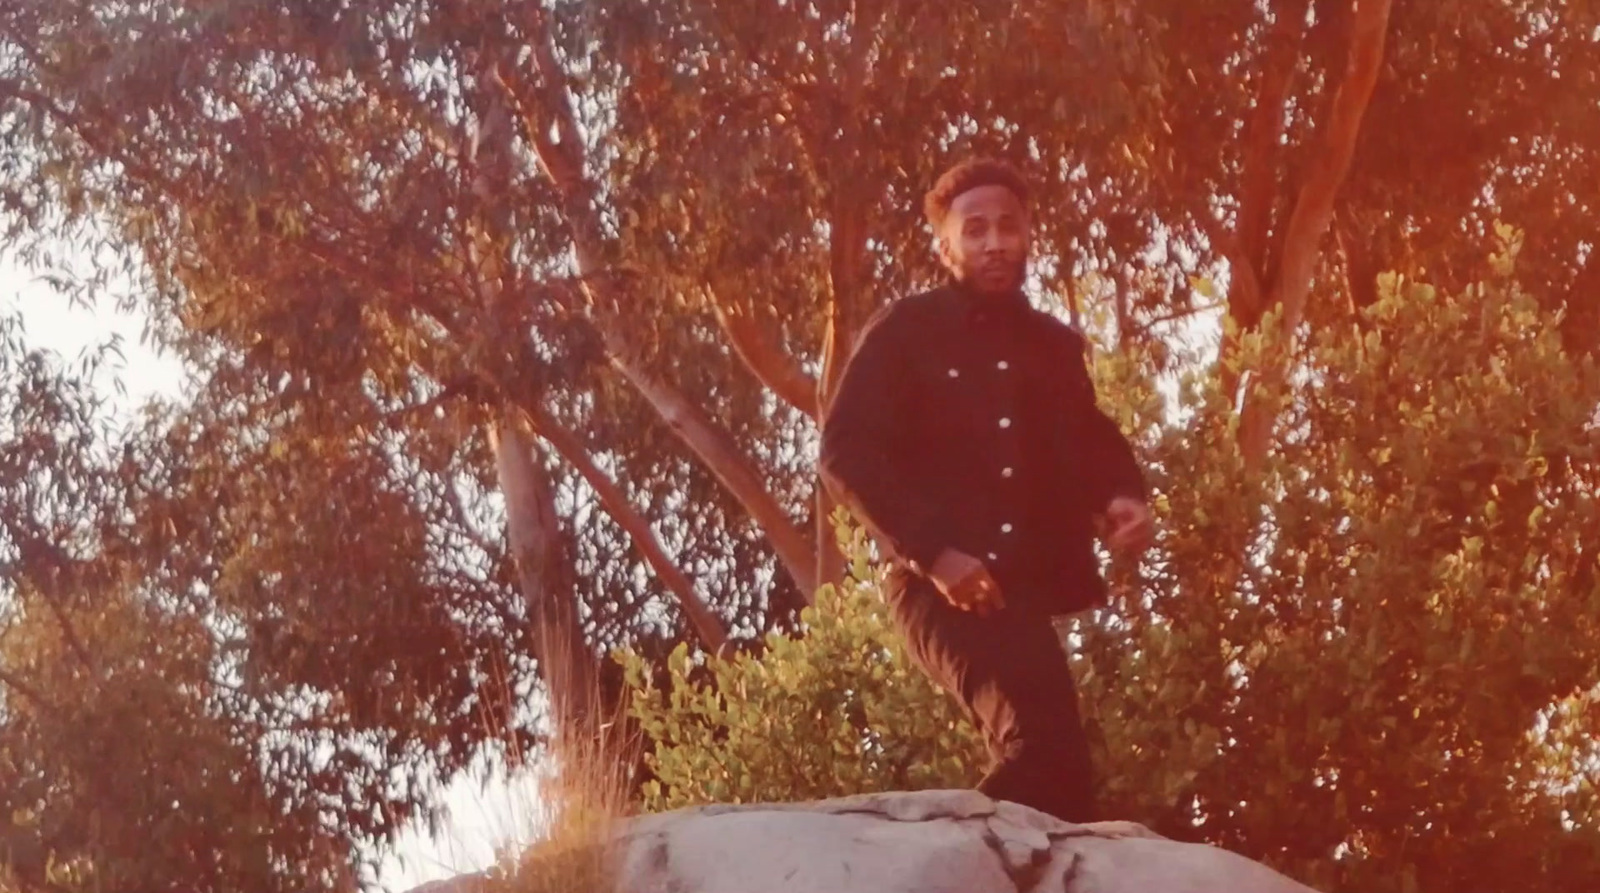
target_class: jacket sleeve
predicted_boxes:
[818,303,947,575]
[1049,323,1147,509]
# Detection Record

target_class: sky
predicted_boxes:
[1,254,534,892]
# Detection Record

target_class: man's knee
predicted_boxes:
[980,738,1097,823]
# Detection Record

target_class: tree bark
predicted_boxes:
[812,188,870,591]
[603,340,820,600]
[461,73,728,748]
[454,99,734,661]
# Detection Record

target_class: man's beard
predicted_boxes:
[966,257,1026,294]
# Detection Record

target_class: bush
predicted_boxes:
[623,523,986,811]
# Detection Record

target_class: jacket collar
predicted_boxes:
[949,276,1032,324]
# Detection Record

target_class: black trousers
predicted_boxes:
[885,569,1097,824]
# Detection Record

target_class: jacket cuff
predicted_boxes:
[1106,473,1147,506]
[894,528,946,578]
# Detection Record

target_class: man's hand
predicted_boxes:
[928,549,1005,617]
[1104,496,1155,554]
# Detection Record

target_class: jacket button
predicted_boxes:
[1001,523,1014,534]
[1001,467,1014,478]
[948,368,960,378]
[987,552,998,561]
[998,417,1012,428]
[997,360,1010,370]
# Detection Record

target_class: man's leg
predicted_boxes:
[886,573,1097,823]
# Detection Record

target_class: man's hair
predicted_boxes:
[923,157,1030,229]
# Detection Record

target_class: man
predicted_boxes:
[818,157,1154,824]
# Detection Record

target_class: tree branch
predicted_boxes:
[1239,0,1393,467]
[487,23,821,599]
[0,665,61,718]
[1269,0,1392,338]
[443,479,502,560]
[390,259,739,653]
[707,285,818,419]
[515,401,731,656]
[1215,0,1310,392]
[809,7,893,589]
[1232,0,1312,325]
[1198,212,1264,332]
[601,339,821,598]
[12,539,99,676]
[1131,300,1229,341]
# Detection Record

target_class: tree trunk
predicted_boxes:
[1213,0,1393,469]
[1215,0,1310,400]
[812,194,869,592]
[490,420,597,745]
[469,38,814,613]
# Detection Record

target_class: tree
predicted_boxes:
[0,318,363,891]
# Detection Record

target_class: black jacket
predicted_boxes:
[818,282,1146,614]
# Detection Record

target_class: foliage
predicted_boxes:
[1090,241,1600,893]
[630,254,1600,893]
[0,318,356,891]
[625,522,985,811]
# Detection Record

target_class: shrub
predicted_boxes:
[624,523,986,811]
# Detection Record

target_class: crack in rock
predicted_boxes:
[1058,852,1086,893]
[982,812,1055,892]
[1046,819,1165,843]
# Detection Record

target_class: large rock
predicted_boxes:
[409,789,1321,893]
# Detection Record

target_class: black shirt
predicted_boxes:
[818,281,1146,613]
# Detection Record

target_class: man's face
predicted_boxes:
[938,184,1030,296]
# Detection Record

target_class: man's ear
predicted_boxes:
[934,232,955,273]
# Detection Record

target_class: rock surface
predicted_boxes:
[407,789,1321,893]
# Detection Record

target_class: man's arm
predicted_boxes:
[818,303,947,575]
[1050,323,1147,511]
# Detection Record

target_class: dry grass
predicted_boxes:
[475,660,643,893]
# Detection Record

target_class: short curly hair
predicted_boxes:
[923,157,1030,229]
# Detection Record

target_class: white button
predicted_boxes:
[987,552,998,561]
[998,417,1012,428]
[1001,467,1014,478]
[1001,523,1014,533]
[948,368,960,378]
[997,360,1010,370]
